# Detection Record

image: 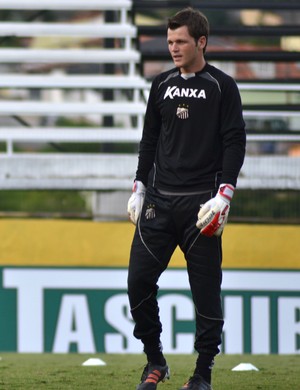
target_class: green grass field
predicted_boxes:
[0,353,299,389]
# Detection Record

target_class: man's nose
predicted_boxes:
[170,43,179,51]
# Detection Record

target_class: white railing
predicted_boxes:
[0,126,143,156]
[239,155,300,190]
[0,74,148,89]
[0,0,146,196]
[0,101,146,116]
[0,0,132,11]
[0,153,299,191]
[1,79,299,189]
[238,83,300,92]
[0,0,299,192]
[0,154,136,190]
[0,23,137,37]
[0,1,133,23]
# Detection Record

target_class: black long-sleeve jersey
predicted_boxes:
[135,63,246,192]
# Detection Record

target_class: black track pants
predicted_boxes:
[127,186,224,356]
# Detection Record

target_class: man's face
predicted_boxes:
[167,25,205,73]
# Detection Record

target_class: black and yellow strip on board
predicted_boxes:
[0,219,299,269]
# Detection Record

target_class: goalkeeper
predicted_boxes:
[127,7,246,390]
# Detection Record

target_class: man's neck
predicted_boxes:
[180,60,206,75]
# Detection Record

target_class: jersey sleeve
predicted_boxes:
[219,77,246,187]
[135,77,162,186]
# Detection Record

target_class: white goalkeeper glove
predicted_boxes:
[196,184,235,237]
[127,180,146,225]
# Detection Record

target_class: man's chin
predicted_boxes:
[173,60,183,67]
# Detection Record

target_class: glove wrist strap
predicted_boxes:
[133,180,146,194]
[218,184,235,201]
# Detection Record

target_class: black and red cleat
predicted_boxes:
[136,363,170,389]
[179,374,212,390]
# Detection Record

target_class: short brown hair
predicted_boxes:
[167,7,209,53]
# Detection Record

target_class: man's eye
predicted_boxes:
[168,40,186,46]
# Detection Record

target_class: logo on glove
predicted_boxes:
[199,210,216,227]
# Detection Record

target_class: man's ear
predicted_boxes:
[197,36,206,50]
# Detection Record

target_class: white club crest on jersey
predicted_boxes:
[176,105,189,119]
[164,86,206,100]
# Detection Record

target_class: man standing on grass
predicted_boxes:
[127,7,246,390]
